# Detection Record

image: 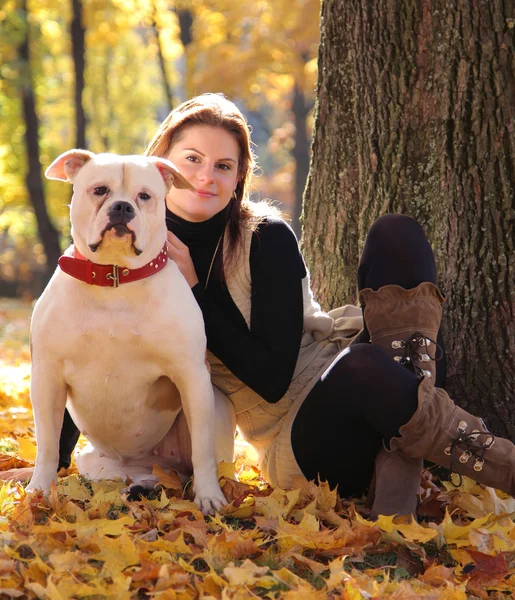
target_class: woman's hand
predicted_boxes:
[166,231,199,288]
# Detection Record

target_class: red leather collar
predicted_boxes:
[58,243,168,287]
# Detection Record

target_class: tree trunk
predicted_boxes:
[19,0,61,279]
[152,0,174,113]
[291,80,310,238]
[303,0,515,437]
[71,0,87,149]
[175,8,194,98]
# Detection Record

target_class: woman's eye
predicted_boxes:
[138,192,151,201]
[217,163,231,171]
[93,186,108,196]
[186,156,200,163]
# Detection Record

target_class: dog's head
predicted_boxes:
[46,150,192,266]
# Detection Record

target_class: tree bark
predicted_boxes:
[303,0,515,437]
[19,0,61,279]
[71,0,87,149]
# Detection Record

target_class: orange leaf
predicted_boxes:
[130,560,161,582]
[419,564,456,586]
[152,464,182,493]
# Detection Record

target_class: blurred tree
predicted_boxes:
[71,0,86,149]
[303,0,515,436]
[19,0,61,279]
[151,0,174,112]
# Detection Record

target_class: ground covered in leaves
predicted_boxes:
[1,299,515,599]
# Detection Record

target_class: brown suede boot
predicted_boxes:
[359,283,445,380]
[390,377,515,496]
[359,282,445,517]
[368,447,422,519]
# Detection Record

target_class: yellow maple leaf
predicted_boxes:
[142,532,194,555]
[223,558,270,585]
[354,510,396,532]
[75,515,135,539]
[96,532,139,577]
[217,460,237,480]
[57,476,92,501]
[16,438,37,462]
[298,512,319,532]
[254,488,300,519]
[439,509,493,547]
[396,519,438,543]
[316,478,338,510]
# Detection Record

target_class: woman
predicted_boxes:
[22,93,515,516]
[141,92,515,516]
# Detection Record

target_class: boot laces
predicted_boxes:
[444,419,495,487]
[392,332,443,379]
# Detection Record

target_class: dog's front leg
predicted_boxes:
[175,368,227,514]
[26,361,67,493]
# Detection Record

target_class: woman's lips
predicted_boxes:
[194,189,216,198]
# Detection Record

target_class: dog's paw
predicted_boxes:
[26,480,51,494]
[194,481,227,515]
[26,470,56,494]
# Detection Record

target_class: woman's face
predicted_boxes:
[165,124,240,222]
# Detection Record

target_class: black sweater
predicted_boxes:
[166,206,307,403]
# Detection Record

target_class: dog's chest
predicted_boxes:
[62,304,165,381]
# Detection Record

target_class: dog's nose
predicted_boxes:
[107,201,135,225]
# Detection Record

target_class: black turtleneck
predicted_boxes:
[166,205,306,403]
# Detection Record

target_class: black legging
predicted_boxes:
[291,214,446,498]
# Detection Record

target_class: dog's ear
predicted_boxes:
[45,150,95,182]
[150,157,194,191]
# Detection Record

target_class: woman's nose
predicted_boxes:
[197,163,215,183]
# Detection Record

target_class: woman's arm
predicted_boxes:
[193,218,306,403]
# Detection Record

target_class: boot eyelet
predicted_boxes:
[458,421,468,433]
[444,446,452,456]
[469,430,480,442]
[393,356,403,362]
[419,353,431,362]
[459,450,472,464]
[421,369,431,378]
[474,459,484,472]
[391,340,405,349]
[484,436,494,448]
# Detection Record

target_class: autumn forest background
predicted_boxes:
[1,0,515,598]
[0,0,318,296]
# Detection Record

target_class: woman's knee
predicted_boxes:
[358,214,437,289]
[366,214,427,251]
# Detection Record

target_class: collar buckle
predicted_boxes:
[106,265,120,287]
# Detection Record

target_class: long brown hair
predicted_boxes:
[145,93,270,266]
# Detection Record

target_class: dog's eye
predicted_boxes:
[138,192,151,201]
[93,186,108,196]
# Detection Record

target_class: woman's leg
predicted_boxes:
[354,215,447,515]
[357,214,447,387]
[292,343,515,502]
[58,409,80,470]
[291,344,419,498]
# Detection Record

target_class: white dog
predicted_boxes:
[27,150,234,513]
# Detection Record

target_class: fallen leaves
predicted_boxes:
[2,298,515,598]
